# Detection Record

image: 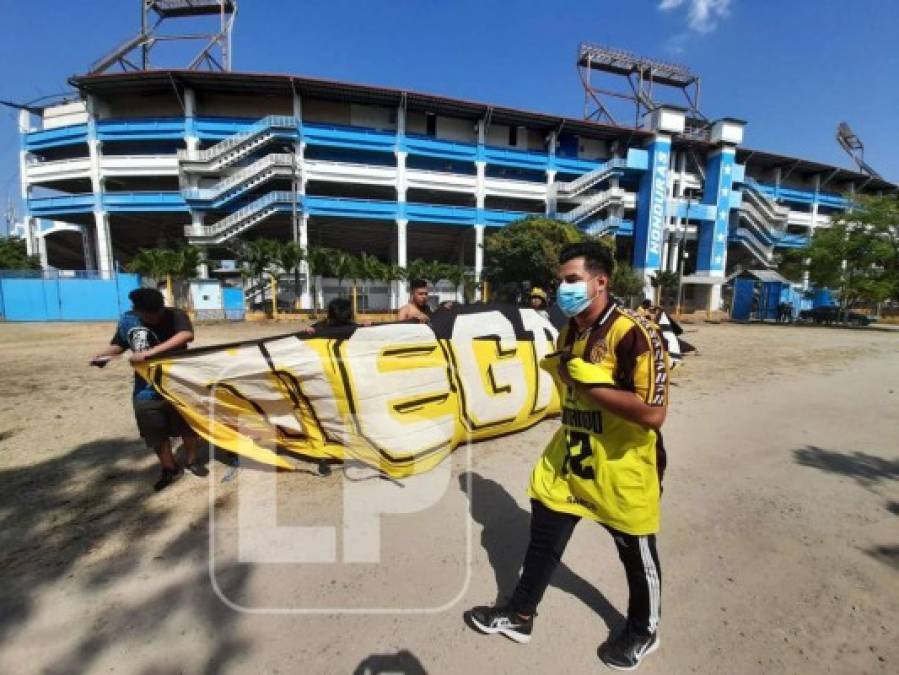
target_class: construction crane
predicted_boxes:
[836,122,882,179]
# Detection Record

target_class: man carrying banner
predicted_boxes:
[91,287,207,491]
[466,242,669,671]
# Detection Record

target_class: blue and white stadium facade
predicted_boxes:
[16,70,897,309]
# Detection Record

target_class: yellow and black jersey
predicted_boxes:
[528,301,669,535]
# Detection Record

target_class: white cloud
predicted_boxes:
[664,32,689,56]
[658,0,731,34]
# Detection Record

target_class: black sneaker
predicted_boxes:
[466,606,533,644]
[185,461,209,478]
[598,627,659,671]
[153,466,184,492]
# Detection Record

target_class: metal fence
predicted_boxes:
[0,270,140,321]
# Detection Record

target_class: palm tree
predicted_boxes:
[127,248,179,305]
[274,241,305,311]
[405,258,428,284]
[171,245,204,308]
[443,263,469,303]
[235,238,279,314]
[652,270,680,306]
[173,245,203,279]
[354,252,387,314]
[381,263,407,310]
[305,245,333,314]
[330,250,357,296]
[422,260,450,288]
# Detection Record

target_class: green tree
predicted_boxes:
[171,245,204,308]
[404,258,428,284]
[0,236,40,270]
[274,241,305,310]
[354,252,387,311]
[483,216,585,287]
[305,245,333,313]
[127,247,180,304]
[801,195,899,318]
[421,260,450,287]
[774,248,806,284]
[127,248,170,284]
[442,263,470,303]
[611,262,646,307]
[330,250,357,295]
[356,252,385,287]
[233,239,279,314]
[652,270,680,304]
[381,263,407,308]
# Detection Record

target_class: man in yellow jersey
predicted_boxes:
[466,242,669,671]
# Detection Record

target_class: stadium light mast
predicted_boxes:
[836,122,882,179]
[89,0,237,74]
[577,43,705,134]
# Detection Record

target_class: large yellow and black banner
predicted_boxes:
[135,306,561,477]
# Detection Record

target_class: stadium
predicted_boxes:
[13,0,897,313]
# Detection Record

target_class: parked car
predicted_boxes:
[798,306,875,326]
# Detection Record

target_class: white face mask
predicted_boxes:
[557,279,597,317]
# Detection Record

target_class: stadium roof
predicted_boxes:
[70,70,652,144]
[69,70,896,191]
[736,147,895,192]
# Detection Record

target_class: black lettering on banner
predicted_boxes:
[562,429,597,480]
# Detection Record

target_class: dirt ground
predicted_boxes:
[0,319,897,674]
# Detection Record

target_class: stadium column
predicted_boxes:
[395,103,409,307]
[546,129,557,216]
[633,135,674,299]
[86,95,114,277]
[475,224,484,298]
[81,224,96,271]
[183,87,199,158]
[668,150,688,272]
[633,105,684,298]
[810,173,820,231]
[293,90,312,309]
[183,87,209,278]
[475,118,487,300]
[397,219,408,303]
[17,109,39,260]
[696,119,745,311]
[609,170,624,232]
[37,232,48,269]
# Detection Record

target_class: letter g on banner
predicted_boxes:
[450,311,528,431]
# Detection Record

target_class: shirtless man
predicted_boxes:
[397,279,432,323]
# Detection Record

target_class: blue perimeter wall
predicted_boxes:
[0,273,140,321]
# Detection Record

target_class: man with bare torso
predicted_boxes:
[397,279,432,323]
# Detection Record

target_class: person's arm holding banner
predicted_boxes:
[128,329,193,363]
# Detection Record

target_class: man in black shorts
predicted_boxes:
[91,287,207,491]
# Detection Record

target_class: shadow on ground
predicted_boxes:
[459,471,623,630]
[353,649,427,675]
[793,445,899,487]
[0,436,250,672]
[794,447,899,571]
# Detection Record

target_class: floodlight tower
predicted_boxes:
[90,0,237,74]
[577,42,704,131]
[836,122,882,179]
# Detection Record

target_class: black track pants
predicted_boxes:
[508,499,661,636]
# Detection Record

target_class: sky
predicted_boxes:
[0,0,897,229]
